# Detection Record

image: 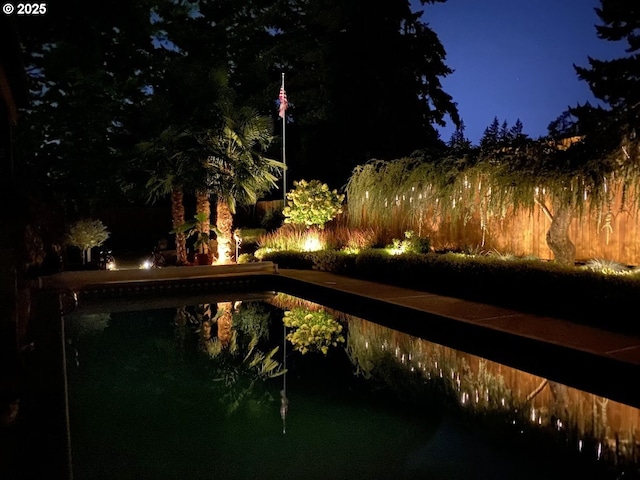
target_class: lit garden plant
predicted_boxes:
[386,230,431,256]
[254,225,330,258]
[283,308,345,355]
[65,218,110,264]
[283,179,345,229]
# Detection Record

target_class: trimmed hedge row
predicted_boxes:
[262,249,640,336]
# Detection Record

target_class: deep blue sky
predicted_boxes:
[414,0,630,144]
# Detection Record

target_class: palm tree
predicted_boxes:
[201,103,284,264]
[195,189,212,257]
[139,126,203,265]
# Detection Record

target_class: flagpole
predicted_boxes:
[281,72,287,204]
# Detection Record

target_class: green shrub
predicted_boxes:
[404,231,431,254]
[234,228,267,245]
[282,179,345,228]
[260,209,284,231]
[310,250,357,273]
[258,250,315,269]
[237,253,258,264]
[387,230,431,255]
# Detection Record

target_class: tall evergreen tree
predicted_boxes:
[448,119,472,150]
[533,0,640,266]
[571,0,640,155]
[509,118,527,142]
[499,120,512,143]
[480,116,500,150]
[264,0,460,185]
[574,0,640,112]
[14,0,461,214]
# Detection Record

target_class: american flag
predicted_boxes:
[278,85,288,119]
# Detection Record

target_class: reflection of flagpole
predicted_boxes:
[281,321,288,434]
[283,322,287,395]
[279,72,287,204]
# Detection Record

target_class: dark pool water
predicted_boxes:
[63,295,632,479]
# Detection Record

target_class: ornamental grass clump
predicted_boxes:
[283,179,345,228]
[283,308,345,355]
[329,226,379,253]
[582,258,631,275]
[254,225,329,257]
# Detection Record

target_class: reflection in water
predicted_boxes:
[179,302,286,417]
[65,293,640,478]
[280,388,289,434]
[347,316,640,464]
[270,293,640,474]
[282,307,345,355]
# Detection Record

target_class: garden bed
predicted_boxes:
[261,249,640,337]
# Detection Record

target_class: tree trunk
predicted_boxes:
[200,303,213,343]
[546,202,575,266]
[216,302,233,348]
[171,187,188,265]
[195,189,211,254]
[216,199,234,264]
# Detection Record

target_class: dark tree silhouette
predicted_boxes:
[14,0,461,208]
[574,0,640,111]
[569,0,639,154]
[509,119,527,142]
[264,0,460,185]
[13,0,166,212]
[448,119,472,151]
[480,116,500,150]
[499,120,512,143]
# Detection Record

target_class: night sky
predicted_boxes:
[415,0,630,144]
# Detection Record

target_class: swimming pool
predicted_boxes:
[47,289,638,480]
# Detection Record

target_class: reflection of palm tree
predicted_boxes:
[200,303,214,343]
[190,302,285,417]
[216,301,233,348]
[174,306,188,351]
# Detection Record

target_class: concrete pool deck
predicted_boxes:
[277,269,640,409]
[33,261,640,409]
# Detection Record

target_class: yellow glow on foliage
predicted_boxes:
[387,245,406,256]
[302,232,324,252]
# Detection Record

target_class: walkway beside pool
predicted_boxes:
[35,262,640,408]
[276,268,640,409]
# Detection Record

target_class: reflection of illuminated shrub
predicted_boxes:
[283,308,345,355]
